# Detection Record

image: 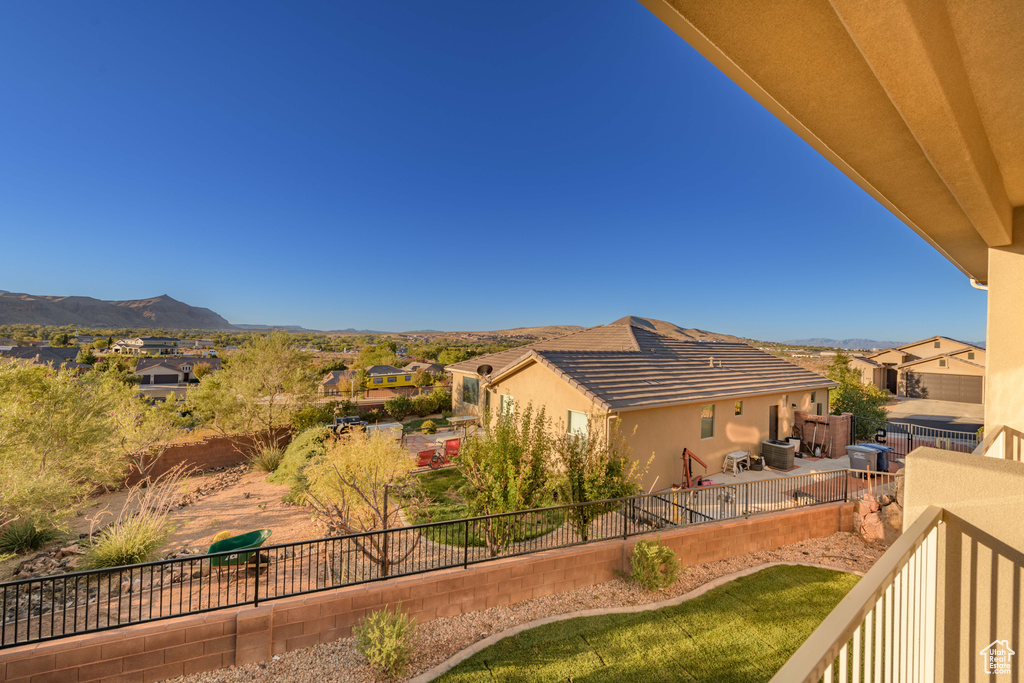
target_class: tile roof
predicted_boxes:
[135,357,223,372]
[365,365,406,376]
[457,322,835,412]
[0,347,90,369]
[321,369,355,385]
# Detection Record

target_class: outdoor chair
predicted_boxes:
[444,438,460,458]
[416,449,438,467]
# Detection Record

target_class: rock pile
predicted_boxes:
[853,491,903,544]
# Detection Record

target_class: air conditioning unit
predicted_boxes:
[761,440,795,470]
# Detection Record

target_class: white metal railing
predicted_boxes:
[972,423,1024,462]
[770,505,942,683]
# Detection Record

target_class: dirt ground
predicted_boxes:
[161,471,316,553]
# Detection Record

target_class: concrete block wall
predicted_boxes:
[0,503,854,682]
[124,428,292,484]
[793,411,853,458]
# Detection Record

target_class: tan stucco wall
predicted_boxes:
[618,388,828,491]
[870,349,909,365]
[902,357,985,376]
[900,338,958,358]
[488,361,602,429]
[903,449,1024,682]
[950,348,986,365]
[986,239,1024,432]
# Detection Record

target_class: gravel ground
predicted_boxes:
[172,531,886,683]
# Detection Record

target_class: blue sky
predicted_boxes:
[0,1,986,341]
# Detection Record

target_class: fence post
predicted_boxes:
[622,498,628,539]
[463,522,469,569]
[254,552,260,607]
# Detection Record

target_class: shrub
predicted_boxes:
[384,395,414,421]
[338,399,359,416]
[291,403,337,432]
[430,387,452,414]
[353,604,417,676]
[421,420,437,434]
[268,425,332,500]
[81,468,185,569]
[411,394,434,417]
[0,519,61,554]
[360,409,385,423]
[629,538,682,591]
[441,410,453,419]
[250,446,285,473]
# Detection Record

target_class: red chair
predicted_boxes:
[416,449,437,467]
[444,438,460,458]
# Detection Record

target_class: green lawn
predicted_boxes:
[437,565,858,683]
[407,469,564,548]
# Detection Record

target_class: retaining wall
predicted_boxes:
[125,428,292,484]
[0,502,854,683]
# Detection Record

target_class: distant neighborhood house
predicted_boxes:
[448,317,835,491]
[320,369,356,396]
[135,357,222,385]
[0,346,90,370]
[849,336,985,404]
[111,336,181,356]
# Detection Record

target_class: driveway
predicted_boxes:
[884,397,983,433]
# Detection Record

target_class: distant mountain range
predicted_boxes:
[784,338,986,350]
[0,292,236,330]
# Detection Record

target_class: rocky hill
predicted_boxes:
[0,292,236,330]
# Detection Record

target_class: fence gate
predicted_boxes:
[850,415,978,456]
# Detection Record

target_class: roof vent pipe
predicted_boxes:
[709,356,715,367]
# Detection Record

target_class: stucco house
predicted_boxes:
[111,336,181,356]
[320,369,356,396]
[135,357,222,385]
[447,318,835,491]
[850,336,985,403]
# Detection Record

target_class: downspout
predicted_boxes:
[970,278,988,291]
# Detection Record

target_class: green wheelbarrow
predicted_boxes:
[207,529,273,567]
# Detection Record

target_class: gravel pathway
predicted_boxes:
[172,531,886,683]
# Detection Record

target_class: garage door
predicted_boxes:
[903,372,983,403]
[150,374,179,385]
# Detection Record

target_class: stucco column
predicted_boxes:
[984,237,1024,432]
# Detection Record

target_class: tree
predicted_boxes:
[95,354,140,385]
[827,351,891,440]
[192,361,213,380]
[291,402,337,432]
[76,348,98,365]
[457,404,551,556]
[437,348,469,366]
[318,360,348,376]
[384,395,413,421]
[302,430,424,577]
[50,332,70,347]
[109,393,186,479]
[186,332,316,453]
[0,364,133,528]
[411,368,433,387]
[551,417,647,541]
[353,342,400,369]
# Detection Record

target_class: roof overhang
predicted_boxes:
[639,0,1024,284]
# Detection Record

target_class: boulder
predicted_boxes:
[861,512,885,542]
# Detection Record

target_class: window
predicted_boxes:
[567,410,588,437]
[968,351,975,360]
[462,376,479,405]
[939,359,947,367]
[405,375,412,381]
[500,394,514,415]
[387,376,397,383]
[700,404,715,439]
[810,391,816,405]
[373,377,383,384]
[934,340,941,348]
[734,401,743,416]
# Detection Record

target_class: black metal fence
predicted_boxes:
[850,415,979,456]
[1,468,883,650]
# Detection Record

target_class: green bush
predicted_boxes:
[360,409,386,423]
[268,426,331,499]
[353,604,417,676]
[430,387,452,413]
[338,399,359,416]
[629,538,682,591]
[384,395,414,421]
[421,420,437,434]
[411,394,434,417]
[250,446,285,473]
[441,410,453,419]
[291,403,337,432]
[0,519,61,554]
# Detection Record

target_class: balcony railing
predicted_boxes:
[973,423,1024,462]
[770,505,942,683]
